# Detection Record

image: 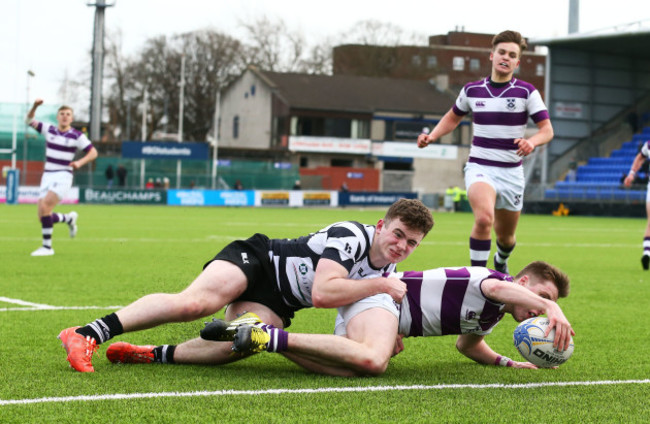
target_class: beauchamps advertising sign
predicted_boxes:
[121,141,209,160]
[81,188,166,204]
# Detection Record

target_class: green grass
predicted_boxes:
[1,204,650,423]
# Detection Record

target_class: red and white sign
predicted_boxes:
[289,136,372,154]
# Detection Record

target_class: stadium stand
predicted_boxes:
[545,127,650,202]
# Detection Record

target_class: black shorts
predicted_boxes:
[204,233,295,328]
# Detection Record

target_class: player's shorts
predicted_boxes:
[333,293,400,336]
[646,183,650,203]
[464,162,525,212]
[39,171,73,200]
[204,233,296,328]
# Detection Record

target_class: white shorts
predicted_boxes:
[333,293,400,336]
[464,162,525,212]
[39,171,73,200]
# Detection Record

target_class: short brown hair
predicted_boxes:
[384,198,434,236]
[58,105,73,113]
[492,30,527,56]
[515,261,570,298]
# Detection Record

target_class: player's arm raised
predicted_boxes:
[25,98,44,125]
[456,333,537,369]
[311,258,406,308]
[481,278,574,350]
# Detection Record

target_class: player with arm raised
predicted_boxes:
[59,198,434,372]
[26,99,98,256]
[417,30,553,274]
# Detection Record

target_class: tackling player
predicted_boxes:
[417,30,553,274]
[58,198,434,372]
[26,99,97,256]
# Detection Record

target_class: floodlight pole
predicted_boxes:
[176,53,185,189]
[22,70,35,185]
[87,0,114,142]
[211,88,221,189]
[140,90,148,188]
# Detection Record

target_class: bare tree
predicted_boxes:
[103,29,245,142]
[339,20,426,46]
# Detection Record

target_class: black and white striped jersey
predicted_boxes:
[269,221,396,310]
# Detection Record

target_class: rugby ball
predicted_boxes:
[513,317,574,368]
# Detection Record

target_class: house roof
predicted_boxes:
[250,67,455,115]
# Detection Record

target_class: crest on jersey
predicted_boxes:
[298,263,308,275]
[506,98,516,110]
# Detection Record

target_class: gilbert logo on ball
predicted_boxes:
[513,317,574,368]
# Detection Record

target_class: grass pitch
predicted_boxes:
[1,203,650,422]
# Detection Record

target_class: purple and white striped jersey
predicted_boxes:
[29,121,93,173]
[453,77,549,168]
[397,267,512,337]
[269,221,396,309]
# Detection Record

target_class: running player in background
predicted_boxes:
[624,142,650,269]
[417,30,553,274]
[58,198,434,372]
[26,99,98,256]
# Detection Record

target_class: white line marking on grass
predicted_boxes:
[0,305,124,312]
[2,379,649,406]
[0,296,122,312]
[0,296,55,309]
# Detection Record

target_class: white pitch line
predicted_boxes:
[0,296,123,312]
[0,305,124,312]
[0,296,55,309]
[2,379,649,406]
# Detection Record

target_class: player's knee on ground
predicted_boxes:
[354,350,391,376]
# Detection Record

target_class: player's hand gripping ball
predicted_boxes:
[513,317,574,368]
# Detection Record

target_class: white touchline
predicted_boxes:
[2,380,650,406]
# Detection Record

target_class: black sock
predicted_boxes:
[75,313,124,344]
[153,345,176,364]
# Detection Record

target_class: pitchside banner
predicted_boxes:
[81,188,166,204]
[121,141,209,160]
[0,186,78,204]
[167,190,255,206]
[339,191,417,206]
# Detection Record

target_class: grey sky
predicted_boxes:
[3,0,649,107]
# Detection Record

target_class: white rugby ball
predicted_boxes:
[513,317,574,368]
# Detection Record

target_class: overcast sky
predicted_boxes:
[3,0,650,106]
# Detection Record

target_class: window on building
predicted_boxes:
[427,55,437,68]
[411,55,422,67]
[250,84,256,96]
[352,119,370,139]
[452,57,465,71]
[331,158,353,167]
[233,115,239,139]
[469,58,480,71]
[536,63,545,76]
